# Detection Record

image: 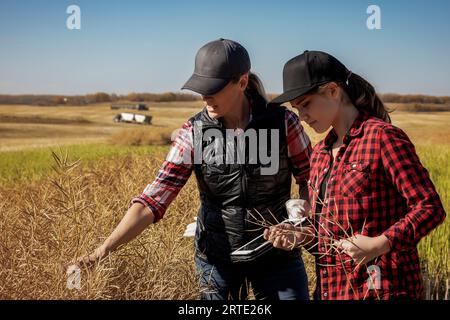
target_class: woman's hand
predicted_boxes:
[263,223,314,251]
[78,245,108,267]
[65,244,108,272]
[65,202,154,272]
[335,234,391,265]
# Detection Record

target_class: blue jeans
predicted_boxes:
[194,254,309,300]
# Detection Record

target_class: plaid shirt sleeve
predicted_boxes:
[380,124,446,251]
[285,110,313,188]
[129,121,194,223]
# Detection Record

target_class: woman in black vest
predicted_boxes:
[73,39,313,300]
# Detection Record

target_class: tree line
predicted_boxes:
[1,92,449,106]
[0,92,201,106]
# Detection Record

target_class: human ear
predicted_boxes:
[326,82,340,100]
[239,73,249,91]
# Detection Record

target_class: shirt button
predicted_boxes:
[323,292,328,298]
[324,168,328,172]
[352,163,357,169]
[323,270,327,276]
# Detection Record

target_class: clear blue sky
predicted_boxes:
[1,0,449,95]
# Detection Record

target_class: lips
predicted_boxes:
[308,120,316,126]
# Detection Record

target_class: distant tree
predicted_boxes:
[93,92,111,103]
[53,96,66,105]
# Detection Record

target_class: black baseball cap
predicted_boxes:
[271,50,350,104]
[182,38,251,96]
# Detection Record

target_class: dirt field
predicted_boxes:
[1,102,449,152]
[0,102,201,151]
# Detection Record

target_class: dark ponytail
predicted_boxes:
[231,72,268,104]
[246,72,268,103]
[343,72,391,123]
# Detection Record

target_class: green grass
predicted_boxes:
[415,144,449,298]
[0,143,169,184]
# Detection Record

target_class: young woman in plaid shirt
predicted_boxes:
[265,50,446,300]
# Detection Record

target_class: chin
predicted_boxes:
[208,111,220,119]
[206,106,222,118]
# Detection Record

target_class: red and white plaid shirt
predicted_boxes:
[308,111,446,300]
[130,109,312,222]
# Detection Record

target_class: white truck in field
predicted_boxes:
[111,103,148,111]
[113,112,152,125]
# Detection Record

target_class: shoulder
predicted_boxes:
[263,104,302,126]
[364,117,409,141]
[254,103,288,128]
[188,106,208,123]
[265,103,288,118]
[283,109,308,137]
[362,116,396,132]
[283,108,300,122]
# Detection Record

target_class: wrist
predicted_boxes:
[99,242,111,257]
[374,235,391,256]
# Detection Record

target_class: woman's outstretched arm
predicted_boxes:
[72,122,194,267]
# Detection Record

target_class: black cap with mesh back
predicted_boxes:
[182,38,251,96]
[270,50,350,104]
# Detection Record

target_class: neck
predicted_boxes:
[222,94,250,130]
[332,103,359,143]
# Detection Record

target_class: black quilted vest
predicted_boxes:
[191,92,295,264]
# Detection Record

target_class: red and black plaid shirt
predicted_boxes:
[308,110,446,300]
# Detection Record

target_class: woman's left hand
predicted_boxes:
[264,223,315,251]
[335,234,391,265]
